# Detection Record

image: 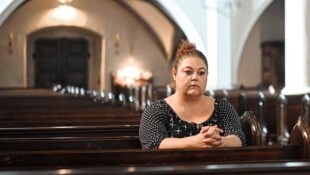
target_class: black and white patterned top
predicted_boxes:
[139,98,246,149]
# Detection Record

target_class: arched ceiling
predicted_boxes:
[0,0,186,61]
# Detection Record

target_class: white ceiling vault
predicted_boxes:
[0,0,189,61]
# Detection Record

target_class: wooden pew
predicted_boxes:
[0,88,305,143]
[214,89,306,146]
[286,94,306,133]
[0,125,140,138]
[0,88,134,113]
[0,96,134,113]
[0,111,261,152]
[0,88,143,128]
[0,112,141,127]
[289,116,310,159]
[0,145,303,168]
[0,136,142,151]
[0,87,308,170]
[0,114,307,168]
[0,111,308,172]
[1,160,310,175]
[1,88,304,139]
[240,111,262,146]
[0,110,259,139]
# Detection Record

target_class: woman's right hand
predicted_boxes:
[159,125,224,149]
[199,125,223,148]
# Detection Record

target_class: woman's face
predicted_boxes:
[173,56,208,97]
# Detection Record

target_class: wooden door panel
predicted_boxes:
[67,56,87,71]
[63,39,89,88]
[40,55,57,71]
[34,39,60,88]
[34,38,89,88]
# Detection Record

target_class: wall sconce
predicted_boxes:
[115,33,121,47]
[7,32,13,54]
[52,0,76,21]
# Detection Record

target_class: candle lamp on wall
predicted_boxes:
[115,33,121,47]
[7,32,13,54]
[114,32,121,55]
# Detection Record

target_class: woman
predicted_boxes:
[139,40,246,149]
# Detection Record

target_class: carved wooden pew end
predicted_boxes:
[240,111,262,146]
[289,116,310,159]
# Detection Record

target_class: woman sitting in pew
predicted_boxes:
[139,40,246,149]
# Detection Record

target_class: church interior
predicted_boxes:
[0,0,310,174]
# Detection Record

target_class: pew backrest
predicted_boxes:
[240,111,262,146]
[2,160,310,175]
[289,116,310,159]
[0,125,140,138]
[0,136,141,151]
[0,145,301,168]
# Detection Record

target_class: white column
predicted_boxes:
[216,0,232,89]
[206,0,218,89]
[281,0,310,95]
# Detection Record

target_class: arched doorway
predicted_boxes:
[27,26,103,90]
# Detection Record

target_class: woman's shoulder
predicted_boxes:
[214,97,229,105]
[214,98,235,110]
[149,99,167,107]
[143,99,168,113]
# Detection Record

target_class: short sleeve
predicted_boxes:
[139,100,169,149]
[218,99,246,146]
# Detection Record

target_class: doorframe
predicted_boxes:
[26,26,103,90]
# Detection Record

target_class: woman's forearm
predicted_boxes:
[221,135,242,147]
[158,134,242,149]
[159,136,200,149]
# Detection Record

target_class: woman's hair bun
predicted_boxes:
[176,40,196,58]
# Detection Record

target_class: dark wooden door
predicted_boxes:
[260,41,285,90]
[34,38,89,88]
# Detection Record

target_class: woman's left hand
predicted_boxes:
[200,125,223,148]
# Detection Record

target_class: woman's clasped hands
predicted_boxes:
[198,125,223,148]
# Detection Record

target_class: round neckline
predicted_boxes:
[161,98,218,125]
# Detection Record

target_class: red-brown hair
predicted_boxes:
[173,40,208,71]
